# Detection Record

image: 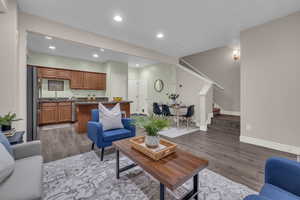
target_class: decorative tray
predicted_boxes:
[129,136,177,161]
[3,128,17,137]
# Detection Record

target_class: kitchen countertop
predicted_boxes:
[75,100,133,105]
[38,98,75,103]
[38,97,109,103]
[38,98,132,105]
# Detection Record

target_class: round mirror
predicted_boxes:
[154,79,164,92]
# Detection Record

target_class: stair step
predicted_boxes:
[208,125,240,136]
[208,114,240,136]
[211,119,240,129]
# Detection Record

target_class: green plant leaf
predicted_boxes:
[131,115,170,136]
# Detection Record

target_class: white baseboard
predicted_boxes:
[199,125,207,131]
[220,110,240,116]
[240,135,300,155]
[196,122,207,131]
[207,112,213,124]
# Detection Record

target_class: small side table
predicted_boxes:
[7,131,25,145]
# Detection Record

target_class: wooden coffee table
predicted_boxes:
[113,139,208,200]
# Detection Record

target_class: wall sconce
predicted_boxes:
[232,49,240,61]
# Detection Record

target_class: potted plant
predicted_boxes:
[0,112,22,132]
[133,115,170,148]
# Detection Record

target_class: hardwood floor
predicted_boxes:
[38,123,296,191]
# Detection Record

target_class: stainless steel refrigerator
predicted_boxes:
[27,65,39,141]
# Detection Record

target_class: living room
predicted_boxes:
[1,1,300,200]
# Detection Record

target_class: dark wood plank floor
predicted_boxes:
[38,123,296,191]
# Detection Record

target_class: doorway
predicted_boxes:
[128,79,148,115]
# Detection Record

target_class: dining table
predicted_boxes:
[169,104,188,127]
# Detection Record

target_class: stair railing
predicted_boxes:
[179,58,224,90]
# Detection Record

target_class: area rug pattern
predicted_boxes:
[43,151,255,200]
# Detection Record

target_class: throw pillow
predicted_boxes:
[0,131,13,157]
[99,103,124,131]
[0,143,15,183]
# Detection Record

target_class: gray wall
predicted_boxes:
[241,11,300,151]
[183,46,240,112]
[0,0,18,115]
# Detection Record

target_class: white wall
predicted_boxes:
[0,0,19,124]
[128,67,140,81]
[176,67,208,126]
[140,63,177,113]
[240,11,300,155]
[105,61,128,100]
[27,51,107,72]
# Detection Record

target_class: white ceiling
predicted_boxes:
[19,0,300,57]
[27,32,157,68]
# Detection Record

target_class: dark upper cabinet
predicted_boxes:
[70,71,85,89]
[83,72,106,90]
[37,67,106,90]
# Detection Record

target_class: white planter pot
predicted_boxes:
[145,135,160,148]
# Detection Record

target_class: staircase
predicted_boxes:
[208,114,240,136]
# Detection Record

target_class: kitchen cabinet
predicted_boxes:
[58,102,72,122]
[39,102,72,125]
[40,103,58,124]
[37,67,106,90]
[56,69,71,79]
[38,68,71,80]
[84,72,106,90]
[98,73,106,90]
[70,71,85,89]
[38,68,58,79]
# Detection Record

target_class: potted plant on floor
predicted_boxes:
[133,115,170,148]
[0,112,22,132]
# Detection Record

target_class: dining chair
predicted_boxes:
[153,102,162,116]
[161,104,174,117]
[180,105,195,128]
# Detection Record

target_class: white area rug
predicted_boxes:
[159,127,200,138]
[42,151,256,200]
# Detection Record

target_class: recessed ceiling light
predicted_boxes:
[136,64,140,67]
[49,45,56,50]
[45,36,52,40]
[156,33,164,39]
[93,53,99,58]
[100,48,105,52]
[113,15,123,22]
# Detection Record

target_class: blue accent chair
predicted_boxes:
[244,157,300,200]
[87,109,136,161]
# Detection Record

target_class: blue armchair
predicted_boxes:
[244,157,300,200]
[87,109,136,161]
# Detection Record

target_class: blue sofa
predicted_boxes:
[244,157,300,200]
[87,109,136,161]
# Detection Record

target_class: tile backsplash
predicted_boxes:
[40,79,107,98]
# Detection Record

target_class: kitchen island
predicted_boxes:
[75,101,132,133]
